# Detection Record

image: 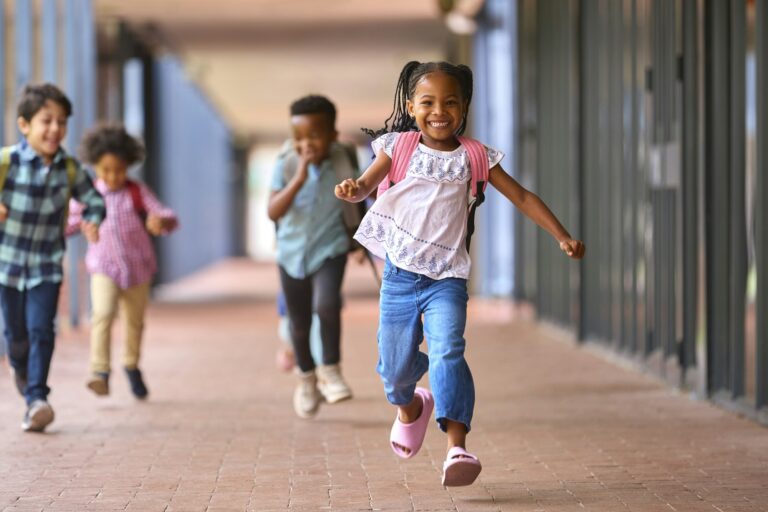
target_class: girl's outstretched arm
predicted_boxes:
[335,150,392,203]
[489,164,585,259]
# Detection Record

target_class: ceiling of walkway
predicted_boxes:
[93,1,451,142]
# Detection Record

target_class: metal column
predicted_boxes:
[729,0,747,398]
[41,0,58,83]
[756,0,768,412]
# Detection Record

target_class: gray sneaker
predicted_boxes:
[10,367,27,397]
[293,370,322,418]
[316,364,353,404]
[21,400,54,432]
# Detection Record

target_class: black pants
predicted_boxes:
[279,254,347,372]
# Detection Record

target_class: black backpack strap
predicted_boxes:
[465,181,486,251]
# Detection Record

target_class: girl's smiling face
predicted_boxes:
[94,153,129,191]
[407,71,467,151]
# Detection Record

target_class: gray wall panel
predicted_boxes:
[152,56,234,283]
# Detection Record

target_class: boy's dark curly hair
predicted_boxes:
[290,95,337,130]
[17,83,73,121]
[79,125,146,165]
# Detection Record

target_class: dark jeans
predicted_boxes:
[0,282,61,404]
[279,254,347,372]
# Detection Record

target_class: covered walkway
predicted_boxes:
[1,260,766,511]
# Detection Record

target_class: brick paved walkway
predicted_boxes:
[1,259,767,511]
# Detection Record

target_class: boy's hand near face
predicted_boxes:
[296,143,319,167]
[290,150,311,186]
[81,221,100,243]
[0,203,8,222]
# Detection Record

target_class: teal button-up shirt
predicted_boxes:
[270,155,352,279]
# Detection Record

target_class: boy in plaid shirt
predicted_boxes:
[0,84,105,432]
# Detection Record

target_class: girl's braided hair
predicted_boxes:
[362,61,474,138]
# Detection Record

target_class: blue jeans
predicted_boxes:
[376,258,474,432]
[0,282,61,404]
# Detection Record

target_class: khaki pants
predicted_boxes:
[90,273,150,374]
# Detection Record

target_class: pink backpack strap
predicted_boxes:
[377,131,421,196]
[457,136,489,197]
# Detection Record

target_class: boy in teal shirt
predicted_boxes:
[267,95,357,418]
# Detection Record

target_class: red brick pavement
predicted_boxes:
[1,259,767,511]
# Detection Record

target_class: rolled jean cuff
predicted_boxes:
[435,413,472,434]
[384,383,418,406]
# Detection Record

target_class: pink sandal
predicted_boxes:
[442,446,482,487]
[389,387,434,459]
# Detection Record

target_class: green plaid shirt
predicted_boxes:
[0,141,106,290]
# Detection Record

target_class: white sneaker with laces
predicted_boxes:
[293,370,322,418]
[21,399,54,432]
[316,364,353,404]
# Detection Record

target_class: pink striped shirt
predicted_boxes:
[68,179,178,289]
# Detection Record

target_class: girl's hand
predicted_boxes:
[335,179,360,202]
[81,221,100,243]
[559,239,585,259]
[0,203,8,222]
[146,214,164,236]
[162,217,179,232]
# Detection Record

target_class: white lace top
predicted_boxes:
[354,132,504,280]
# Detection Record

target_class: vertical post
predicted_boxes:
[15,0,33,94]
[627,0,639,353]
[41,0,58,83]
[682,0,699,371]
[81,0,96,130]
[473,0,517,297]
[79,0,97,321]
[729,0,747,398]
[64,0,82,327]
[0,1,5,145]
[704,0,731,394]
[756,0,768,410]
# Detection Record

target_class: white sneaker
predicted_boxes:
[21,399,54,432]
[293,370,322,418]
[316,364,353,404]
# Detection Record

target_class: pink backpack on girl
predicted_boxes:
[376,131,490,249]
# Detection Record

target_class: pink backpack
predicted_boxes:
[376,131,490,249]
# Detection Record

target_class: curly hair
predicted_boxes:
[290,95,337,129]
[17,83,73,121]
[362,61,473,138]
[79,125,145,165]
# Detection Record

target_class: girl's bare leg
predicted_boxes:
[445,419,470,456]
